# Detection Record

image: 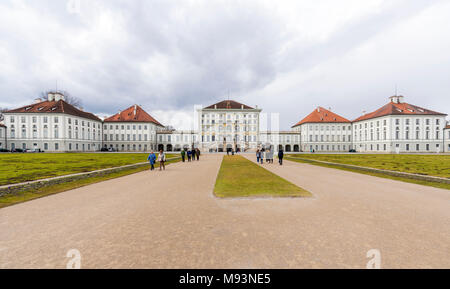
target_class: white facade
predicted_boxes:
[293,123,353,152]
[157,130,199,152]
[103,122,161,152]
[352,96,448,153]
[0,125,6,149]
[259,131,301,152]
[198,106,262,152]
[3,112,103,152]
[445,127,450,152]
[353,115,447,153]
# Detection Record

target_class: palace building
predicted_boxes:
[0,124,6,149]
[352,95,447,153]
[2,92,102,152]
[198,100,262,152]
[292,107,353,152]
[1,92,449,153]
[103,104,164,152]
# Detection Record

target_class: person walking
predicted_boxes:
[187,150,192,162]
[256,149,260,163]
[260,149,264,164]
[147,151,157,171]
[191,148,196,161]
[158,150,166,170]
[195,148,200,161]
[278,149,284,166]
[181,149,186,162]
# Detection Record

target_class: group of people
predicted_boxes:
[147,150,167,171]
[256,148,284,165]
[180,148,201,162]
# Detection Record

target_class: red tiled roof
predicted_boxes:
[353,101,446,122]
[445,124,450,129]
[204,100,254,110]
[4,100,102,122]
[104,105,163,126]
[292,107,350,127]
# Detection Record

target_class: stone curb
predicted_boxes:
[0,157,181,197]
[284,156,450,185]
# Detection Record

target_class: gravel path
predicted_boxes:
[0,154,449,268]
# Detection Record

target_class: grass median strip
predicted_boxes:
[285,155,450,190]
[0,157,180,209]
[214,155,311,198]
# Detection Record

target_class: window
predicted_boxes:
[33,125,37,138]
[55,143,59,151]
[10,125,15,138]
[54,125,59,138]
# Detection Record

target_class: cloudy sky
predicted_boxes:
[0,0,449,129]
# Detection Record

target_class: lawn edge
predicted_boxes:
[0,157,181,209]
[284,156,450,190]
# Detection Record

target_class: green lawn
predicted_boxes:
[0,157,180,209]
[285,154,450,178]
[214,155,311,198]
[0,153,176,186]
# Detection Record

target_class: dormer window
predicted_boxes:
[51,107,57,111]
[25,107,32,111]
[38,107,44,111]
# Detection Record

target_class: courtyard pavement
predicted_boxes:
[0,154,449,268]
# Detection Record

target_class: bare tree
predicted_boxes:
[0,107,8,122]
[40,90,83,109]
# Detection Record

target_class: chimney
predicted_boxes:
[134,104,137,115]
[34,98,42,104]
[389,95,404,104]
[241,104,244,109]
[214,104,217,109]
[317,107,320,113]
[54,92,65,102]
[47,92,55,101]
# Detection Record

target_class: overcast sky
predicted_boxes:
[1,0,449,129]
